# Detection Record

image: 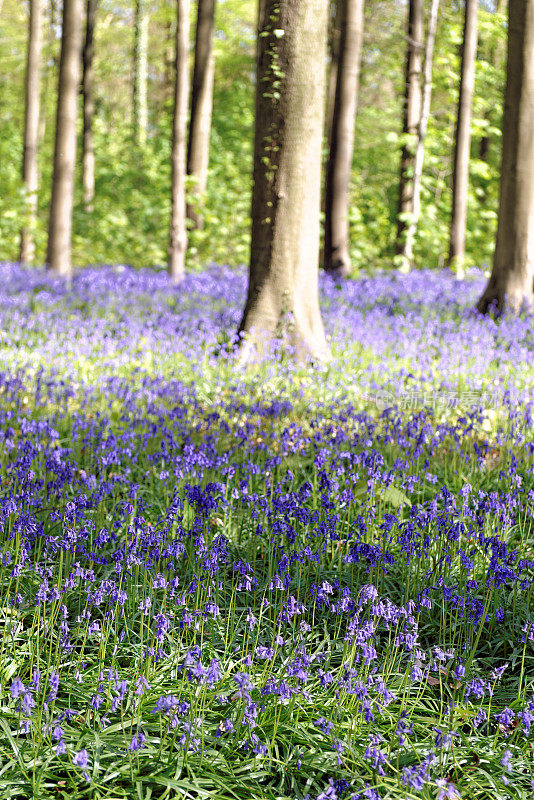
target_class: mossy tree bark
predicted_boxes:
[478,0,534,314]
[238,0,330,362]
[168,0,190,283]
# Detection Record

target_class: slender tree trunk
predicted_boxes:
[477,0,534,314]
[323,0,364,278]
[46,0,83,279]
[400,0,440,271]
[448,0,478,274]
[238,0,329,362]
[187,0,216,229]
[82,0,97,211]
[39,0,59,145]
[164,0,175,104]
[168,0,190,283]
[395,0,424,254]
[326,0,343,146]
[20,0,43,264]
[133,0,148,145]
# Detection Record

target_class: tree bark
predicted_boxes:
[39,0,56,144]
[82,0,97,212]
[164,0,175,104]
[238,0,330,362]
[400,0,440,271]
[323,0,364,278]
[168,0,190,283]
[395,0,424,254]
[326,0,343,146]
[20,0,43,264]
[46,0,83,279]
[187,0,216,229]
[133,0,149,146]
[478,0,534,314]
[448,0,478,274]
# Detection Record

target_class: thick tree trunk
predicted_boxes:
[133,0,148,146]
[326,0,343,146]
[238,0,329,362]
[323,0,364,278]
[82,0,97,212]
[395,0,424,254]
[478,0,534,314]
[20,0,43,264]
[400,0,440,271]
[448,0,478,274]
[46,0,83,279]
[168,0,190,283]
[187,0,216,229]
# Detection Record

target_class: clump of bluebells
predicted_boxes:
[0,263,533,799]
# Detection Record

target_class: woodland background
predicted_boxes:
[0,0,505,273]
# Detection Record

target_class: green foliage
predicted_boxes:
[0,0,507,272]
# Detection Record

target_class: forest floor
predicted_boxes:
[0,262,533,800]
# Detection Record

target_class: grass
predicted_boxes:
[0,263,533,799]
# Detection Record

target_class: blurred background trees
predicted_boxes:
[0,0,509,273]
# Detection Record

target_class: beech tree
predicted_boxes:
[46,0,83,279]
[238,0,329,361]
[168,0,190,283]
[187,0,216,229]
[20,0,43,264]
[395,0,423,255]
[448,0,478,274]
[323,0,364,278]
[326,0,343,145]
[399,0,440,271]
[82,0,97,211]
[133,0,148,146]
[478,0,534,313]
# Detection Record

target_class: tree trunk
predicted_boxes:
[20,0,43,264]
[168,0,190,283]
[133,0,149,146]
[187,0,216,229]
[448,0,478,274]
[400,0,440,271]
[323,0,364,278]
[82,0,97,212]
[477,0,534,314]
[164,0,175,104]
[395,0,424,254]
[46,0,83,279]
[326,0,343,146]
[39,0,56,144]
[238,0,330,362]
[478,0,506,165]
